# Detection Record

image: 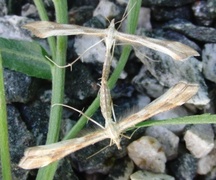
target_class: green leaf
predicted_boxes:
[129,114,216,130]
[0,37,52,80]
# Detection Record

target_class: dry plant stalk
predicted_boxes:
[19,81,199,169]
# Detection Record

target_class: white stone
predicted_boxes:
[74,35,106,64]
[136,94,151,109]
[21,3,37,17]
[197,144,216,175]
[127,136,166,173]
[116,0,128,5]
[130,170,174,180]
[137,8,152,30]
[145,126,179,160]
[0,16,31,40]
[202,43,216,83]
[0,0,7,16]
[184,124,214,158]
[93,0,120,19]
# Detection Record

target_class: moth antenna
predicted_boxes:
[45,38,104,70]
[52,103,105,129]
[86,144,110,159]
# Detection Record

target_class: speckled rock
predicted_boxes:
[192,0,216,26]
[164,20,216,43]
[54,158,79,180]
[65,63,99,103]
[4,68,40,103]
[192,1,214,26]
[202,43,216,83]
[6,105,34,180]
[20,99,49,145]
[0,16,31,40]
[133,44,209,106]
[207,0,216,18]
[0,0,7,16]
[133,24,206,104]
[105,157,134,180]
[132,66,168,98]
[71,140,122,175]
[168,153,198,180]
[152,5,191,21]
[127,136,166,173]
[184,124,214,158]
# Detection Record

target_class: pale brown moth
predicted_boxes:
[44,20,124,149]
[99,19,121,149]
[23,20,199,61]
[23,18,199,147]
[19,82,199,169]
[20,14,200,169]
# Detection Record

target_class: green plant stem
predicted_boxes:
[36,0,140,178]
[0,52,12,180]
[64,0,142,140]
[63,45,133,140]
[36,0,68,179]
[33,0,56,59]
[64,96,100,139]
[134,114,216,128]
